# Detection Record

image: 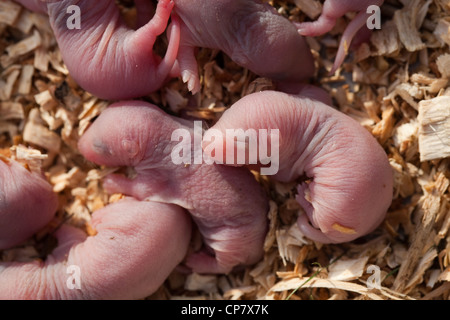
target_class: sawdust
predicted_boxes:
[0,0,449,300]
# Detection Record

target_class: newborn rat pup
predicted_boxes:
[0,157,57,250]
[202,87,393,244]
[0,198,191,299]
[77,101,269,274]
[171,0,315,94]
[14,0,180,100]
[296,0,384,74]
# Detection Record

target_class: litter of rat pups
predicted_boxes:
[0,0,449,300]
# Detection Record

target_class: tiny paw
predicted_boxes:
[182,70,201,94]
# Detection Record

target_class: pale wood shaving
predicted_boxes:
[418,96,450,161]
[17,64,34,95]
[0,101,24,120]
[263,200,279,252]
[23,108,61,153]
[403,248,438,293]
[0,67,20,100]
[439,268,450,282]
[433,18,450,46]
[410,72,448,94]
[10,144,47,173]
[421,282,450,300]
[293,0,322,19]
[327,257,370,281]
[184,273,218,293]
[50,166,86,193]
[269,277,385,300]
[394,0,427,52]
[436,53,450,78]
[6,29,41,58]
[223,286,258,300]
[0,1,21,26]
[393,172,449,293]
[0,0,449,301]
[276,223,309,266]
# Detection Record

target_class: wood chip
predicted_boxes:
[293,0,322,19]
[23,108,61,153]
[18,64,35,95]
[6,29,42,58]
[436,53,450,78]
[439,268,450,282]
[269,277,384,300]
[327,257,370,281]
[371,21,401,57]
[394,0,426,52]
[410,72,448,94]
[276,224,309,266]
[13,9,34,34]
[165,87,188,113]
[34,47,49,72]
[404,248,438,292]
[393,172,449,293]
[1,0,449,301]
[372,106,395,144]
[50,166,86,193]
[386,83,423,110]
[418,96,450,161]
[0,1,22,26]
[0,101,24,120]
[0,67,20,100]
[184,273,218,293]
[223,286,257,300]
[10,144,48,173]
[433,18,450,46]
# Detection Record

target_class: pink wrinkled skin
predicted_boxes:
[204,88,393,244]
[14,0,180,100]
[296,0,385,74]
[0,159,57,250]
[0,198,192,299]
[171,0,315,94]
[77,101,269,274]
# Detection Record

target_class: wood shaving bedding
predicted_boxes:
[0,0,449,300]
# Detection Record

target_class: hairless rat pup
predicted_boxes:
[77,101,269,274]
[0,198,191,299]
[14,0,180,100]
[203,87,393,244]
[171,0,315,94]
[296,0,384,74]
[0,157,57,250]
[16,0,314,97]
